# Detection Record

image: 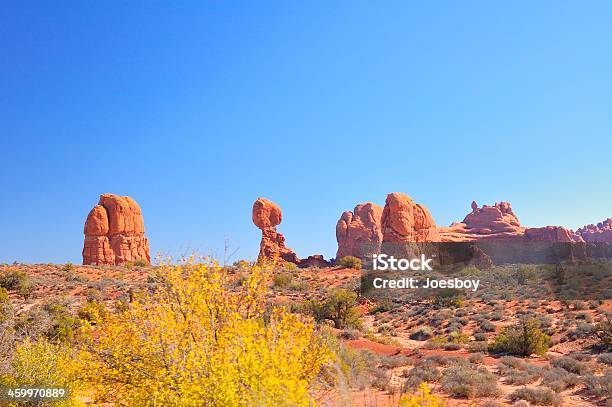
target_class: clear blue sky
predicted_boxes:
[1,1,611,264]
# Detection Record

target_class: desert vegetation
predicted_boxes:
[0,260,611,406]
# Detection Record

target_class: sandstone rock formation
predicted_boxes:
[336,202,383,260]
[83,194,150,265]
[253,197,299,264]
[337,194,596,261]
[299,254,331,268]
[381,193,439,243]
[578,218,612,243]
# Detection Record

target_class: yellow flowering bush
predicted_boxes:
[399,382,446,407]
[72,261,333,406]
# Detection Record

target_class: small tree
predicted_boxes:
[490,317,550,356]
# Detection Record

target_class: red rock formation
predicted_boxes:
[381,193,439,243]
[338,195,591,257]
[524,226,583,242]
[578,218,612,242]
[299,254,331,268]
[83,194,150,265]
[336,202,383,259]
[253,197,299,264]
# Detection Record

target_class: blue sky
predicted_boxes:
[1,1,611,264]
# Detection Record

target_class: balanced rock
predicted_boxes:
[336,202,383,260]
[83,194,150,265]
[253,198,299,264]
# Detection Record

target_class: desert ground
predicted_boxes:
[1,261,610,406]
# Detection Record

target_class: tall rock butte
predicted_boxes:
[83,194,150,265]
[252,197,299,265]
[336,202,383,260]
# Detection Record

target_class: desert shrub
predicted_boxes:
[568,322,597,339]
[541,367,579,392]
[497,357,542,385]
[509,386,562,406]
[468,353,484,364]
[432,288,464,308]
[281,262,299,273]
[551,356,589,375]
[305,288,361,329]
[379,354,410,369]
[595,313,612,351]
[410,327,433,341]
[338,256,362,270]
[399,382,446,406]
[582,369,612,397]
[321,341,387,391]
[0,339,78,406]
[377,324,396,336]
[61,262,75,272]
[489,318,550,356]
[440,365,500,398]
[467,341,488,353]
[0,288,13,322]
[473,332,487,341]
[515,265,536,285]
[402,360,441,391]
[272,272,292,288]
[339,329,360,340]
[0,269,28,290]
[72,262,333,405]
[481,401,502,407]
[479,320,496,332]
[371,298,393,313]
[17,280,34,300]
[598,353,612,365]
[133,258,148,267]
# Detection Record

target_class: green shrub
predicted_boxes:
[304,288,361,329]
[595,313,612,351]
[489,318,550,356]
[337,256,362,270]
[432,288,464,308]
[133,258,149,267]
[0,269,27,290]
[509,386,562,406]
[272,273,292,288]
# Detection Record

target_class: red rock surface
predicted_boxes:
[381,193,439,243]
[336,202,383,259]
[83,194,150,265]
[253,197,299,264]
[578,218,612,243]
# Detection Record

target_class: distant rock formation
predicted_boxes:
[578,218,612,243]
[252,197,299,265]
[336,202,383,259]
[83,194,150,265]
[299,254,331,269]
[337,194,595,259]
